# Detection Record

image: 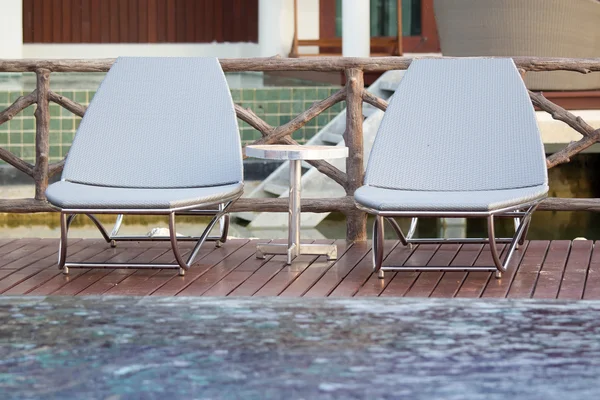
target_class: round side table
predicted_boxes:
[245,145,349,264]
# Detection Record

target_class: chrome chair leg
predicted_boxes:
[488,205,536,278]
[109,214,124,247]
[216,203,229,248]
[59,201,235,276]
[513,216,521,249]
[58,213,76,274]
[169,202,234,276]
[406,217,418,240]
[518,217,532,246]
[385,217,408,246]
[84,214,112,244]
[373,215,385,279]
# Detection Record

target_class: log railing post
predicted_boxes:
[344,68,367,242]
[34,68,50,200]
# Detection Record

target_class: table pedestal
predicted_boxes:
[256,159,337,264]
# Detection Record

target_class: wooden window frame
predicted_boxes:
[314,0,440,55]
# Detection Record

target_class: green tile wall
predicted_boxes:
[231,87,344,144]
[0,87,343,164]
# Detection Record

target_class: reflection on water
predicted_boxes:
[1,154,600,241]
[0,210,597,241]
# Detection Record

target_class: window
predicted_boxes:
[335,0,422,38]
[319,0,440,54]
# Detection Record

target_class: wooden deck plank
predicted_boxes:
[177,240,267,296]
[106,243,224,296]
[150,239,249,296]
[225,255,288,296]
[404,244,461,298]
[506,240,550,298]
[78,241,193,296]
[279,240,351,297]
[100,242,215,296]
[77,246,175,296]
[531,241,571,299]
[583,241,600,300]
[203,239,289,296]
[27,240,122,295]
[481,241,530,299]
[303,241,370,297]
[202,255,275,296]
[2,240,103,295]
[557,240,593,300]
[428,244,482,298]
[380,244,439,297]
[0,239,82,293]
[0,238,56,268]
[0,239,60,269]
[227,240,315,297]
[51,243,155,295]
[353,242,414,297]
[0,239,17,253]
[329,241,399,297]
[254,240,340,297]
[454,244,505,298]
[0,239,44,264]
[0,239,596,299]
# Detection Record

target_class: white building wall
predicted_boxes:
[22,43,260,59]
[0,0,23,58]
[342,0,370,57]
[258,0,295,57]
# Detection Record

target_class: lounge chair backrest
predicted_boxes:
[62,57,243,189]
[364,58,547,191]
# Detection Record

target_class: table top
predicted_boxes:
[245,144,349,160]
[2,297,600,399]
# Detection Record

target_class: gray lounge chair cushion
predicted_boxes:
[46,181,244,209]
[364,58,548,192]
[354,184,548,212]
[60,57,243,189]
[357,58,549,213]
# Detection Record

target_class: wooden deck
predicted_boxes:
[0,238,598,299]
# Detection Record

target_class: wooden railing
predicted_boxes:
[1,56,600,242]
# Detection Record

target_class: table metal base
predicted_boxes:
[246,145,347,266]
[256,243,338,264]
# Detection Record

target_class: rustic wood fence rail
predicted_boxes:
[1,56,600,242]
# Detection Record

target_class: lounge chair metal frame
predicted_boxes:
[71,209,230,249]
[107,208,230,246]
[47,57,245,277]
[58,201,235,276]
[358,199,543,279]
[354,58,549,280]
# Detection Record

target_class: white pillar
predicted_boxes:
[258,0,295,57]
[342,0,370,57]
[298,0,320,55]
[0,0,23,59]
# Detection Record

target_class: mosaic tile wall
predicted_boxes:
[0,87,344,164]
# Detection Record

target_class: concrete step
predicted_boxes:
[263,182,288,196]
[378,70,406,92]
[320,131,344,144]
